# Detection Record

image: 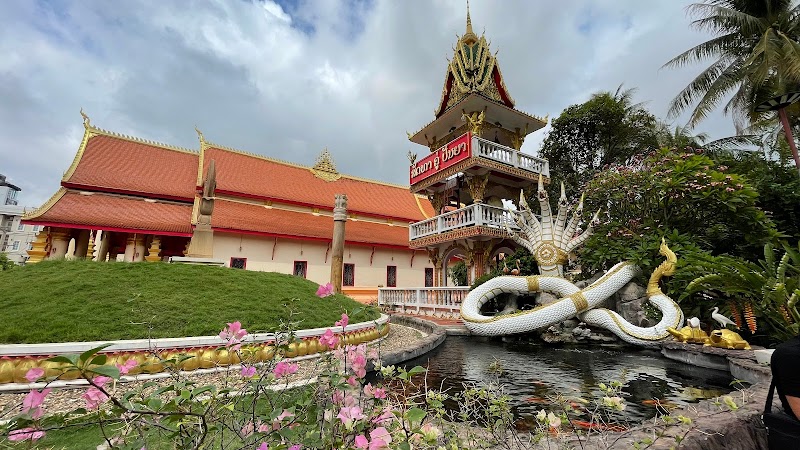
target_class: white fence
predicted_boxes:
[409,203,519,240]
[378,287,469,318]
[472,136,550,177]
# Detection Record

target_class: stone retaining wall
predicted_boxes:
[370,315,446,370]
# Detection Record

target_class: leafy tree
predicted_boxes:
[579,148,779,277]
[538,86,661,194]
[665,0,800,129]
[448,260,468,286]
[0,253,13,271]
[655,123,760,152]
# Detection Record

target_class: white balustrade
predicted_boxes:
[409,203,519,240]
[471,136,550,177]
[378,287,470,317]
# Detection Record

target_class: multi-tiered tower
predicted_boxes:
[407,7,550,286]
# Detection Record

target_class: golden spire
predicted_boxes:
[463,0,478,44]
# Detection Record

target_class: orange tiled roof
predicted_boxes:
[213,199,412,248]
[24,189,193,236]
[64,133,198,201]
[203,147,434,222]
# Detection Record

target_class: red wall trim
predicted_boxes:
[61,182,195,203]
[20,221,192,237]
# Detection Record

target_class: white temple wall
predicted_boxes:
[213,233,429,288]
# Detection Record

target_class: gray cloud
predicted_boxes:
[0,0,737,208]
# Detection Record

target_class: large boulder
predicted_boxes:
[614,281,651,327]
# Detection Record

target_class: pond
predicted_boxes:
[400,337,736,429]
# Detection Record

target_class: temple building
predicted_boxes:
[23,113,435,298]
[404,6,550,286]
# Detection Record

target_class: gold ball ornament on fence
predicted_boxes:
[13,358,36,384]
[0,360,14,384]
[181,351,200,371]
[199,349,216,369]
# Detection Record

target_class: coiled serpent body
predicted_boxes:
[460,241,684,347]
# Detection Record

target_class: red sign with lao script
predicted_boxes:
[409,132,472,185]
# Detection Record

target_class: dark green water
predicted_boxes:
[401,337,735,426]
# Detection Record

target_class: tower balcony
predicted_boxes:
[409,133,549,193]
[408,203,518,248]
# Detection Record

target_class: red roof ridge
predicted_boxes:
[63,122,198,183]
[203,139,413,191]
[23,187,68,221]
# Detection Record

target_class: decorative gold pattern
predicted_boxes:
[0,325,388,384]
[310,148,341,181]
[466,174,489,203]
[410,157,547,192]
[22,188,68,221]
[526,275,540,292]
[569,292,589,313]
[145,237,162,262]
[26,227,50,264]
[410,225,510,248]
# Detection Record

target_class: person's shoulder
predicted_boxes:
[773,336,800,360]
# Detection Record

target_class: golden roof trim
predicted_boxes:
[23,188,67,221]
[195,127,207,187]
[414,194,432,219]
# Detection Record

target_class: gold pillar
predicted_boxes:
[86,230,96,260]
[26,227,50,264]
[466,174,489,204]
[145,236,162,262]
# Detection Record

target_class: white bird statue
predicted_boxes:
[688,317,700,329]
[710,307,737,329]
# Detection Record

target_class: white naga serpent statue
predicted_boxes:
[459,177,685,347]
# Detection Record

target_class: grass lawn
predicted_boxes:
[0,260,379,344]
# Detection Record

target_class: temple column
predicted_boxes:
[330,194,347,294]
[145,236,162,262]
[427,248,442,287]
[133,234,146,262]
[48,228,71,259]
[73,229,90,258]
[123,234,136,262]
[96,231,110,261]
[26,227,50,264]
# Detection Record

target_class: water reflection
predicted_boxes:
[401,337,733,423]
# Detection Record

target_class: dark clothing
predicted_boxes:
[772,335,800,420]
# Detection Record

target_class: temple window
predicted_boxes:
[16,222,24,231]
[386,266,397,287]
[230,257,247,269]
[11,241,19,251]
[293,261,307,278]
[343,263,355,286]
[425,268,434,287]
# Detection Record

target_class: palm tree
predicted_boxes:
[665,0,800,130]
[655,122,761,152]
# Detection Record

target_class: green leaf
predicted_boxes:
[90,354,107,366]
[79,344,113,365]
[398,442,411,450]
[87,365,120,379]
[407,366,426,376]
[47,355,78,365]
[405,407,426,425]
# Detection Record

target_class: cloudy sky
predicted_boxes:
[1,0,736,207]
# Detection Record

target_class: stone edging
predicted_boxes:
[660,341,771,385]
[370,315,446,370]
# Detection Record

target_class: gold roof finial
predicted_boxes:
[463,0,477,43]
[310,148,341,181]
[79,108,91,128]
[194,125,205,145]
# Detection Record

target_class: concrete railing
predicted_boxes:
[472,136,550,177]
[378,287,469,317]
[409,203,518,240]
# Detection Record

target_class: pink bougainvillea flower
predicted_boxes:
[288,445,301,450]
[241,365,257,378]
[335,313,349,328]
[7,427,45,442]
[273,361,298,379]
[25,368,44,383]
[355,435,369,449]
[116,358,139,375]
[22,388,51,419]
[319,329,339,349]
[337,406,365,427]
[316,282,335,298]
[369,426,392,449]
[372,407,395,424]
[347,376,358,387]
[93,376,111,388]
[219,321,248,350]
[258,443,269,450]
[241,421,254,437]
[83,387,109,410]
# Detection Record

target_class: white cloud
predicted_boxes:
[0,0,738,208]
